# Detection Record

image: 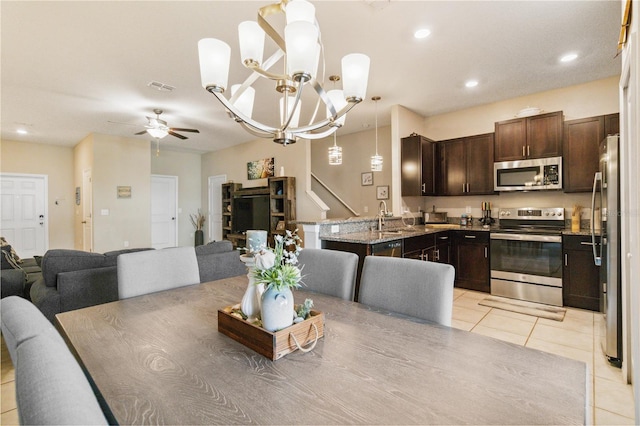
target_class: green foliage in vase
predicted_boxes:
[252,229,303,292]
[296,299,314,320]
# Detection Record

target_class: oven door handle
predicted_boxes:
[490,233,562,243]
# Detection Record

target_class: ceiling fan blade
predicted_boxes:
[134,130,148,135]
[170,128,200,133]
[168,131,188,140]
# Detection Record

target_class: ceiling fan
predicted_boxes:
[130,109,200,140]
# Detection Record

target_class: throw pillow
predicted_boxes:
[1,247,22,270]
[0,237,22,263]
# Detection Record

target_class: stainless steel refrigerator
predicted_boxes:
[591,134,622,367]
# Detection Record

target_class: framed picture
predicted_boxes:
[376,185,389,200]
[361,172,373,186]
[247,157,275,180]
[117,186,131,199]
[276,220,286,231]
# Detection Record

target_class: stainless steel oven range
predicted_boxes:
[490,207,565,306]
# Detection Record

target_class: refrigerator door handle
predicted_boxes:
[591,172,602,266]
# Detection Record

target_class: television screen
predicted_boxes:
[233,195,270,233]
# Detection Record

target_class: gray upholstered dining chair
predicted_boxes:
[0,296,108,425]
[117,246,201,299]
[296,248,359,301]
[358,256,455,326]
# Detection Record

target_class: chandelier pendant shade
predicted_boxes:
[328,131,342,165]
[198,0,370,145]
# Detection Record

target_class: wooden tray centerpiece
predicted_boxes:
[218,306,325,361]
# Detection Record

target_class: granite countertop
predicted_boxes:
[320,224,493,244]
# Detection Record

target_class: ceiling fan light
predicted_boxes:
[285,21,319,81]
[198,38,231,92]
[342,53,370,102]
[238,21,265,66]
[285,0,316,24]
[280,95,302,128]
[326,89,347,126]
[147,128,168,139]
[231,84,255,118]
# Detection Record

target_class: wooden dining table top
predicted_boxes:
[55,275,589,425]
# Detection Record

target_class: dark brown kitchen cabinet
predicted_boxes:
[563,235,600,311]
[494,111,563,161]
[403,232,450,264]
[452,230,490,293]
[604,113,620,136]
[563,113,619,193]
[401,134,437,196]
[439,133,494,195]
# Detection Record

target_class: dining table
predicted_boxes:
[55,275,589,425]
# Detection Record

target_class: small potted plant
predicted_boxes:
[252,229,303,331]
[190,209,206,246]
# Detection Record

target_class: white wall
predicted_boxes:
[0,139,75,249]
[151,149,202,247]
[310,126,392,218]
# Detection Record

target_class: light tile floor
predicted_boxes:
[452,288,636,425]
[0,290,636,425]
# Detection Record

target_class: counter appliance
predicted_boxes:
[490,207,565,306]
[591,134,622,366]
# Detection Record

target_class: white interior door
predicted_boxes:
[151,175,178,249]
[82,169,93,252]
[208,175,226,242]
[0,173,48,258]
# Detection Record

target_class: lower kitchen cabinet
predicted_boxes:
[403,231,450,263]
[562,235,600,311]
[452,230,490,293]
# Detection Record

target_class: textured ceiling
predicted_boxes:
[1,1,621,153]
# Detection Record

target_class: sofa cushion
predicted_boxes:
[42,249,106,287]
[195,240,233,256]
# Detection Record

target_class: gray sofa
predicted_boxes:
[1,257,43,300]
[30,241,245,322]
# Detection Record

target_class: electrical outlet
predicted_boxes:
[331,225,340,233]
[364,206,369,213]
[123,241,129,247]
[466,206,471,213]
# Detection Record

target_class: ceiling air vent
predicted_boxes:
[147,81,175,92]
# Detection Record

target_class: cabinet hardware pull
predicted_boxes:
[422,183,426,193]
[438,236,449,240]
[522,146,526,157]
[527,146,530,157]
[484,247,488,258]
[466,183,470,193]
[580,242,596,246]
[462,184,466,193]
[435,249,440,261]
[464,235,476,239]
[565,253,568,266]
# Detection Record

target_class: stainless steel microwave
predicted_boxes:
[494,156,562,191]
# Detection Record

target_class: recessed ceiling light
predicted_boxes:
[16,129,28,135]
[560,53,578,63]
[414,29,431,39]
[465,80,479,88]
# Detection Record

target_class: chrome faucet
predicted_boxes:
[377,201,388,231]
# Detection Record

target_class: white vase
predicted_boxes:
[239,255,264,320]
[261,287,294,332]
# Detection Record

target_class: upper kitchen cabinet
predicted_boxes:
[604,112,620,136]
[494,111,563,161]
[563,113,619,193]
[401,134,437,196]
[439,133,494,195]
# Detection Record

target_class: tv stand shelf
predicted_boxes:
[221,177,296,248]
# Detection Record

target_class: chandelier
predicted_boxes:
[197,0,370,145]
